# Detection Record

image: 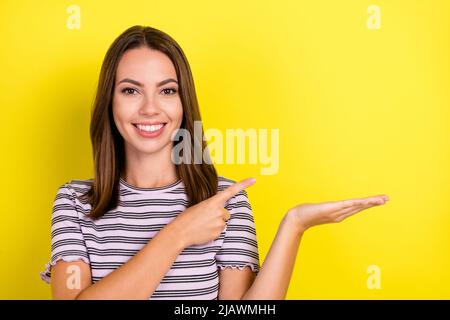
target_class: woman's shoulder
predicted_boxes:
[56,178,94,199]
[217,175,239,189]
[217,176,253,213]
[217,175,249,198]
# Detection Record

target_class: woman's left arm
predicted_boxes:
[242,194,390,300]
[240,213,303,300]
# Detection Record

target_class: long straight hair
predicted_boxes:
[81,25,218,220]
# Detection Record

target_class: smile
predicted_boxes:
[134,123,165,132]
[132,122,167,138]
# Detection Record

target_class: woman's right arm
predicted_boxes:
[51,220,185,300]
[51,178,255,299]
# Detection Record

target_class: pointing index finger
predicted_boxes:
[213,178,256,204]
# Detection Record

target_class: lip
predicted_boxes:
[133,123,166,138]
[132,121,167,126]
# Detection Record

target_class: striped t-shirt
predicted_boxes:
[40,176,260,299]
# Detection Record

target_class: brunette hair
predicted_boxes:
[81,25,218,220]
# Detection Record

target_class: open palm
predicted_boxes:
[287,194,390,232]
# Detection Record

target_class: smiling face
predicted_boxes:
[112,46,183,157]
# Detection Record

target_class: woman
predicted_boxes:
[40,25,389,300]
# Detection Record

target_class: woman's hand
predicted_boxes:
[171,178,256,248]
[285,194,390,234]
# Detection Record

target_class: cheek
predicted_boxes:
[171,102,184,126]
[111,103,121,127]
[112,95,135,121]
[111,100,131,135]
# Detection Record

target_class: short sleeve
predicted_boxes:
[216,189,260,274]
[40,183,90,284]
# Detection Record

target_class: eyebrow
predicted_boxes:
[117,78,178,87]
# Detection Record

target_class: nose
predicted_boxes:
[138,95,160,116]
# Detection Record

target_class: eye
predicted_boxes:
[161,88,177,95]
[121,87,138,95]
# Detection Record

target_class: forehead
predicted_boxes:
[115,47,177,82]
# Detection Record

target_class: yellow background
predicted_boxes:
[0,0,449,299]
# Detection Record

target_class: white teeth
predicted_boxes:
[136,124,164,132]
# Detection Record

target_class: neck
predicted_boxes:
[122,144,179,188]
